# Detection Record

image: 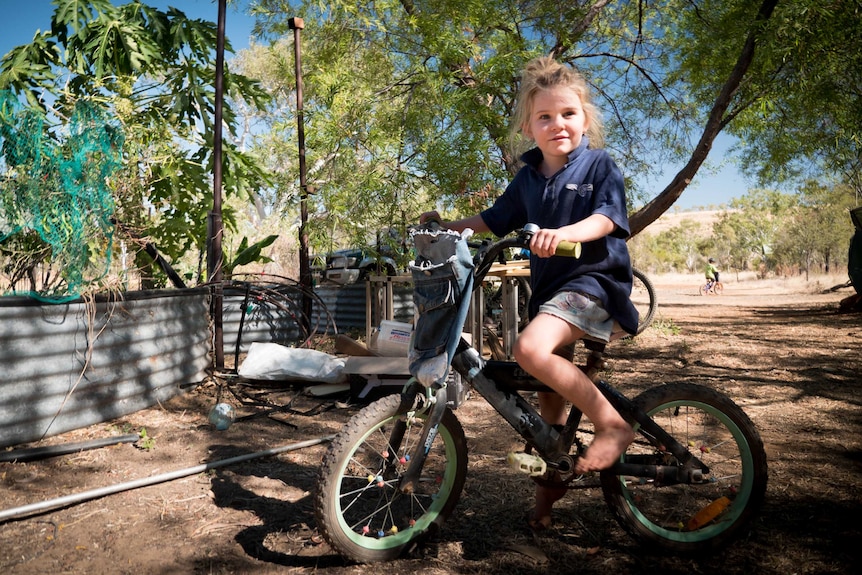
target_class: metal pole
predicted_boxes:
[289,17,313,338]
[0,436,334,523]
[209,0,227,368]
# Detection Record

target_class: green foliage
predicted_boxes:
[246,0,861,248]
[223,234,279,276]
[673,0,862,188]
[136,427,155,450]
[650,316,681,337]
[771,180,856,274]
[0,0,271,287]
[630,219,706,273]
[244,0,703,245]
[632,181,854,278]
[715,189,798,273]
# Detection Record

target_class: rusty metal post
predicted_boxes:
[289,17,313,338]
[209,0,228,368]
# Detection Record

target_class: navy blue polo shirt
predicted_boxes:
[481,140,639,335]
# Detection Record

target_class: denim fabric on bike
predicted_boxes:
[539,290,619,343]
[408,226,475,387]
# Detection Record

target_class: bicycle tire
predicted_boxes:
[600,383,768,554]
[631,267,657,334]
[698,283,710,296]
[314,393,468,563]
[713,282,724,295]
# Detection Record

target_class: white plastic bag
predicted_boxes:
[238,342,347,383]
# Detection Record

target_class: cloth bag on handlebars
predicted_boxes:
[408,225,475,387]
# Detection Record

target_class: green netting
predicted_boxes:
[0,92,123,301]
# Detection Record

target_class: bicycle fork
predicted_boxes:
[395,385,449,495]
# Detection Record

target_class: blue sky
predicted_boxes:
[1,1,751,211]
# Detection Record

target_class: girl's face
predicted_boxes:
[523,86,590,171]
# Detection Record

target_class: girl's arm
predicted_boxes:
[529,214,615,258]
[419,211,490,235]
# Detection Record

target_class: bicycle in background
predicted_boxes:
[699,278,724,295]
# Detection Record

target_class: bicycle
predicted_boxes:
[314,223,767,563]
[699,278,724,295]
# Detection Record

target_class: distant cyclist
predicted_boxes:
[705,257,720,286]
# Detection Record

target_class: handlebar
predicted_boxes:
[470,223,581,286]
[416,220,581,284]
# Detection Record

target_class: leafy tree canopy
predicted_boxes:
[244,0,860,241]
[0,0,271,285]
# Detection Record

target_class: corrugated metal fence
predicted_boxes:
[222,280,414,355]
[0,280,416,449]
[0,289,211,449]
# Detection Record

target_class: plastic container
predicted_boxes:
[372,320,413,357]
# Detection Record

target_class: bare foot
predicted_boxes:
[575,425,635,473]
[528,476,567,530]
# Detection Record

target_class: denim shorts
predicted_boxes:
[538,291,618,343]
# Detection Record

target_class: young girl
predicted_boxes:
[420,56,638,530]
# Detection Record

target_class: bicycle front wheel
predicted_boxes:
[600,383,767,554]
[314,393,468,563]
[713,282,724,295]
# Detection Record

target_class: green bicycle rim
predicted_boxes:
[619,399,756,543]
[333,414,460,551]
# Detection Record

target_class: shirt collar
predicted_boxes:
[521,137,590,173]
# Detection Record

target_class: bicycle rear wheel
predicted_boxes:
[631,267,657,334]
[698,283,710,296]
[314,393,468,563]
[600,383,767,554]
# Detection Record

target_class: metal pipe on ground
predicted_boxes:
[0,434,140,463]
[0,435,334,523]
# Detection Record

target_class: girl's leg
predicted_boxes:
[514,314,633,474]
[528,391,567,530]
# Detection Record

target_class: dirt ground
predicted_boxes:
[1,273,861,575]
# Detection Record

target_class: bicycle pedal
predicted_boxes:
[507,452,547,476]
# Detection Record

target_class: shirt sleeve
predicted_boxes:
[588,151,630,239]
[480,170,529,238]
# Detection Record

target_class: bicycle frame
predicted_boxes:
[399,228,709,493]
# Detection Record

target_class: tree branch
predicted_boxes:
[628,0,780,238]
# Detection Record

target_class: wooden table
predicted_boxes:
[484,262,530,359]
[365,261,530,360]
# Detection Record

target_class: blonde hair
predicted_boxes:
[509,56,605,156]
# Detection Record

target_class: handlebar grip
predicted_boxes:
[556,241,582,258]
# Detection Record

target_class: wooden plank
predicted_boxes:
[343,356,411,375]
